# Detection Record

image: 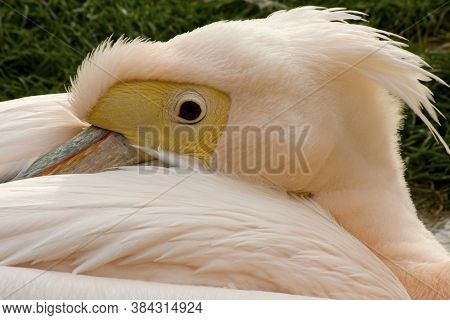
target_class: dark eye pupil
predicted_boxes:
[178,101,202,121]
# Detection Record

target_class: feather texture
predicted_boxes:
[70,7,448,152]
[0,167,409,299]
[0,94,86,182]
[0,266,313,299]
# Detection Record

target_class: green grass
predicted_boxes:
[1,0,449,213]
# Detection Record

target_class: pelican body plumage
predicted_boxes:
[0,7,449,300]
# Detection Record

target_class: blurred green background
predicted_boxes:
[0,0,449,218]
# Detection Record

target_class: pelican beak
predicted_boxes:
[14,126,140,180]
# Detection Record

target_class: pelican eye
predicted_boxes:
[172,91,207,124]
[179,101,202,121]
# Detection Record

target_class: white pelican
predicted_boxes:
[0,7,448,299]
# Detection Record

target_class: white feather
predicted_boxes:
[0,94,86,182]
[0,168,409,299]
[1,6,448,300]
[69,7,448,152]
[0,266,313,299]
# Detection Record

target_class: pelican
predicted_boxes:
[0,7,448,299]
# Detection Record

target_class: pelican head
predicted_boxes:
[18,7,449,298]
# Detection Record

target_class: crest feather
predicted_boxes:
[69,7,448,153]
